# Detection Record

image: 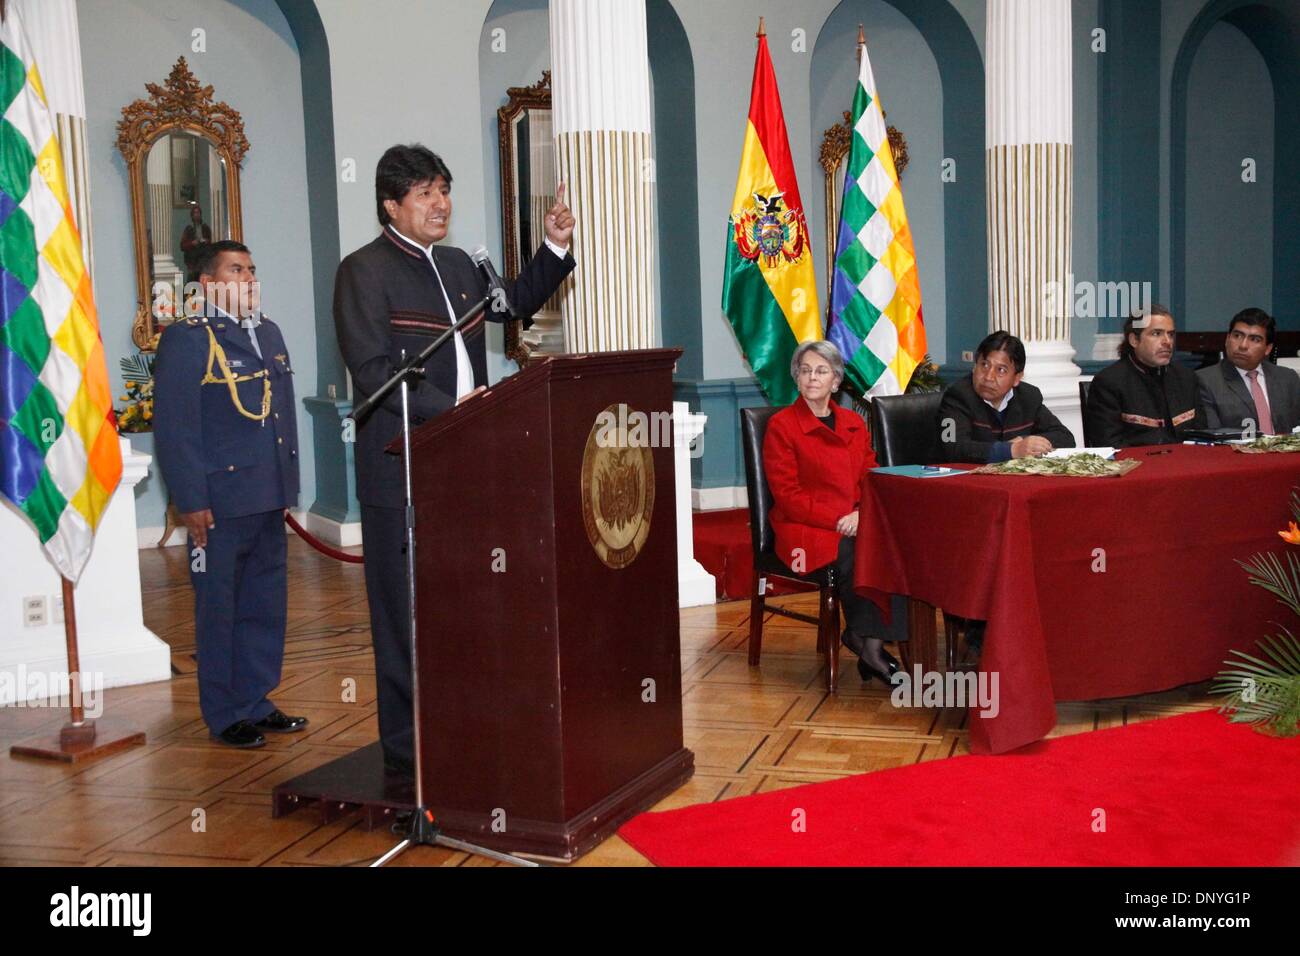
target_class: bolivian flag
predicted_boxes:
[722,28,820,407]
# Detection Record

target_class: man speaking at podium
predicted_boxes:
[334,144,575,773]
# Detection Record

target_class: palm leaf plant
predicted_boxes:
[1213,491,1300,736]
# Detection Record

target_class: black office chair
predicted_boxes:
[869,388,973,672]
[1078,381,1098,446]
[868,391,943,465]
[740,406,844,692]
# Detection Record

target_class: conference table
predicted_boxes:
[854,444,1300,754]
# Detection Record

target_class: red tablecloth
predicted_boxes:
[855,444,1300,754]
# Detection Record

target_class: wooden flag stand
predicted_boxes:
[9,578,147,763]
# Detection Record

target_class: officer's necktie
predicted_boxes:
[1246,369,1274,435]
[240,316,263,361]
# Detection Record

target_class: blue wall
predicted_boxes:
[1183,19,1273,329]
[1166,0,1300,331]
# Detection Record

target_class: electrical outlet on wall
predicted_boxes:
[961,350,974,363]
[23,596,47,627]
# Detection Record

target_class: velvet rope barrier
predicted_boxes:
[284,512,365,564]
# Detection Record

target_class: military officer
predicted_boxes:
[153,240,307,748]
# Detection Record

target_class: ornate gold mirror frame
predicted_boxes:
[116,57,248,350]
[818,109,909,296]
[497,71,558,368]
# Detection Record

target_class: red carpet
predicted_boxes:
[619,711,1300,866]
[692,508,814,600]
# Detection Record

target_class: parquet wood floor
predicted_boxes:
[0,537,1217,867]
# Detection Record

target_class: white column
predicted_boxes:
[208,144,226,241]
[146,139,180,280]
[673,402,714,607]
[986,0,1085,444]
[549,0,656,352]
[0,440,171,706]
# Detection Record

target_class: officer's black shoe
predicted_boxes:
[254,710,309,733]
[214,720,266,748]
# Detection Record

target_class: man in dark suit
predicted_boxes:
[1196,308,1300,436]
[938,331,1075,462]
[1085,304,1205,447]
[333,144,576,773]
[154,240,307,748]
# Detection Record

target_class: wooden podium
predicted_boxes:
[391,348,694,859]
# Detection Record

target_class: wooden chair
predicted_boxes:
[740,406,845,692]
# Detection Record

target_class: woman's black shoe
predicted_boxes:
[857,648,901,684]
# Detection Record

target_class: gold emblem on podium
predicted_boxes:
[581,404,655,569]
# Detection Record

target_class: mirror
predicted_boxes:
[497,71,564,367]
[117,57,248,350]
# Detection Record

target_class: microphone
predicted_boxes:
[469,246,516,318]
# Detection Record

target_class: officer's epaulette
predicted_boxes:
[182,315,210,327]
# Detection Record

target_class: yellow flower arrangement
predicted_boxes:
[115,353,156,433]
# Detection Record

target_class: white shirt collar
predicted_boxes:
[1236,362,1263,383]
[983,387,1014,414]
[389,224,434,258]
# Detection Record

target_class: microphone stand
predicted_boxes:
[349,293,539,868]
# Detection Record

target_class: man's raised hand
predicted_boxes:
[544,182,575,247]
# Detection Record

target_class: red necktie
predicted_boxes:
[1247,369,1274,435]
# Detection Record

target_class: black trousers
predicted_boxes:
[359,504,415,763]
[834,535,909,643]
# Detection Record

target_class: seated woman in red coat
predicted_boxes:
[762,340,908,682]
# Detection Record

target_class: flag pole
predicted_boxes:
[9,577,146,763]
[828,26,871,337]
[62,578,87,730]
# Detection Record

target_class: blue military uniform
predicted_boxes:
[152,303,299,735]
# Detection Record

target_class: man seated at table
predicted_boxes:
[1196,307,1300,436]
[937,330,1075,462]
[1085,305,1206,447]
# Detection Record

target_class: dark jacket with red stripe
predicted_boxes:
[763,396,875,573]
[333,227,574,507]
[937,376,1075,463]
[1086,353,1206,447]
